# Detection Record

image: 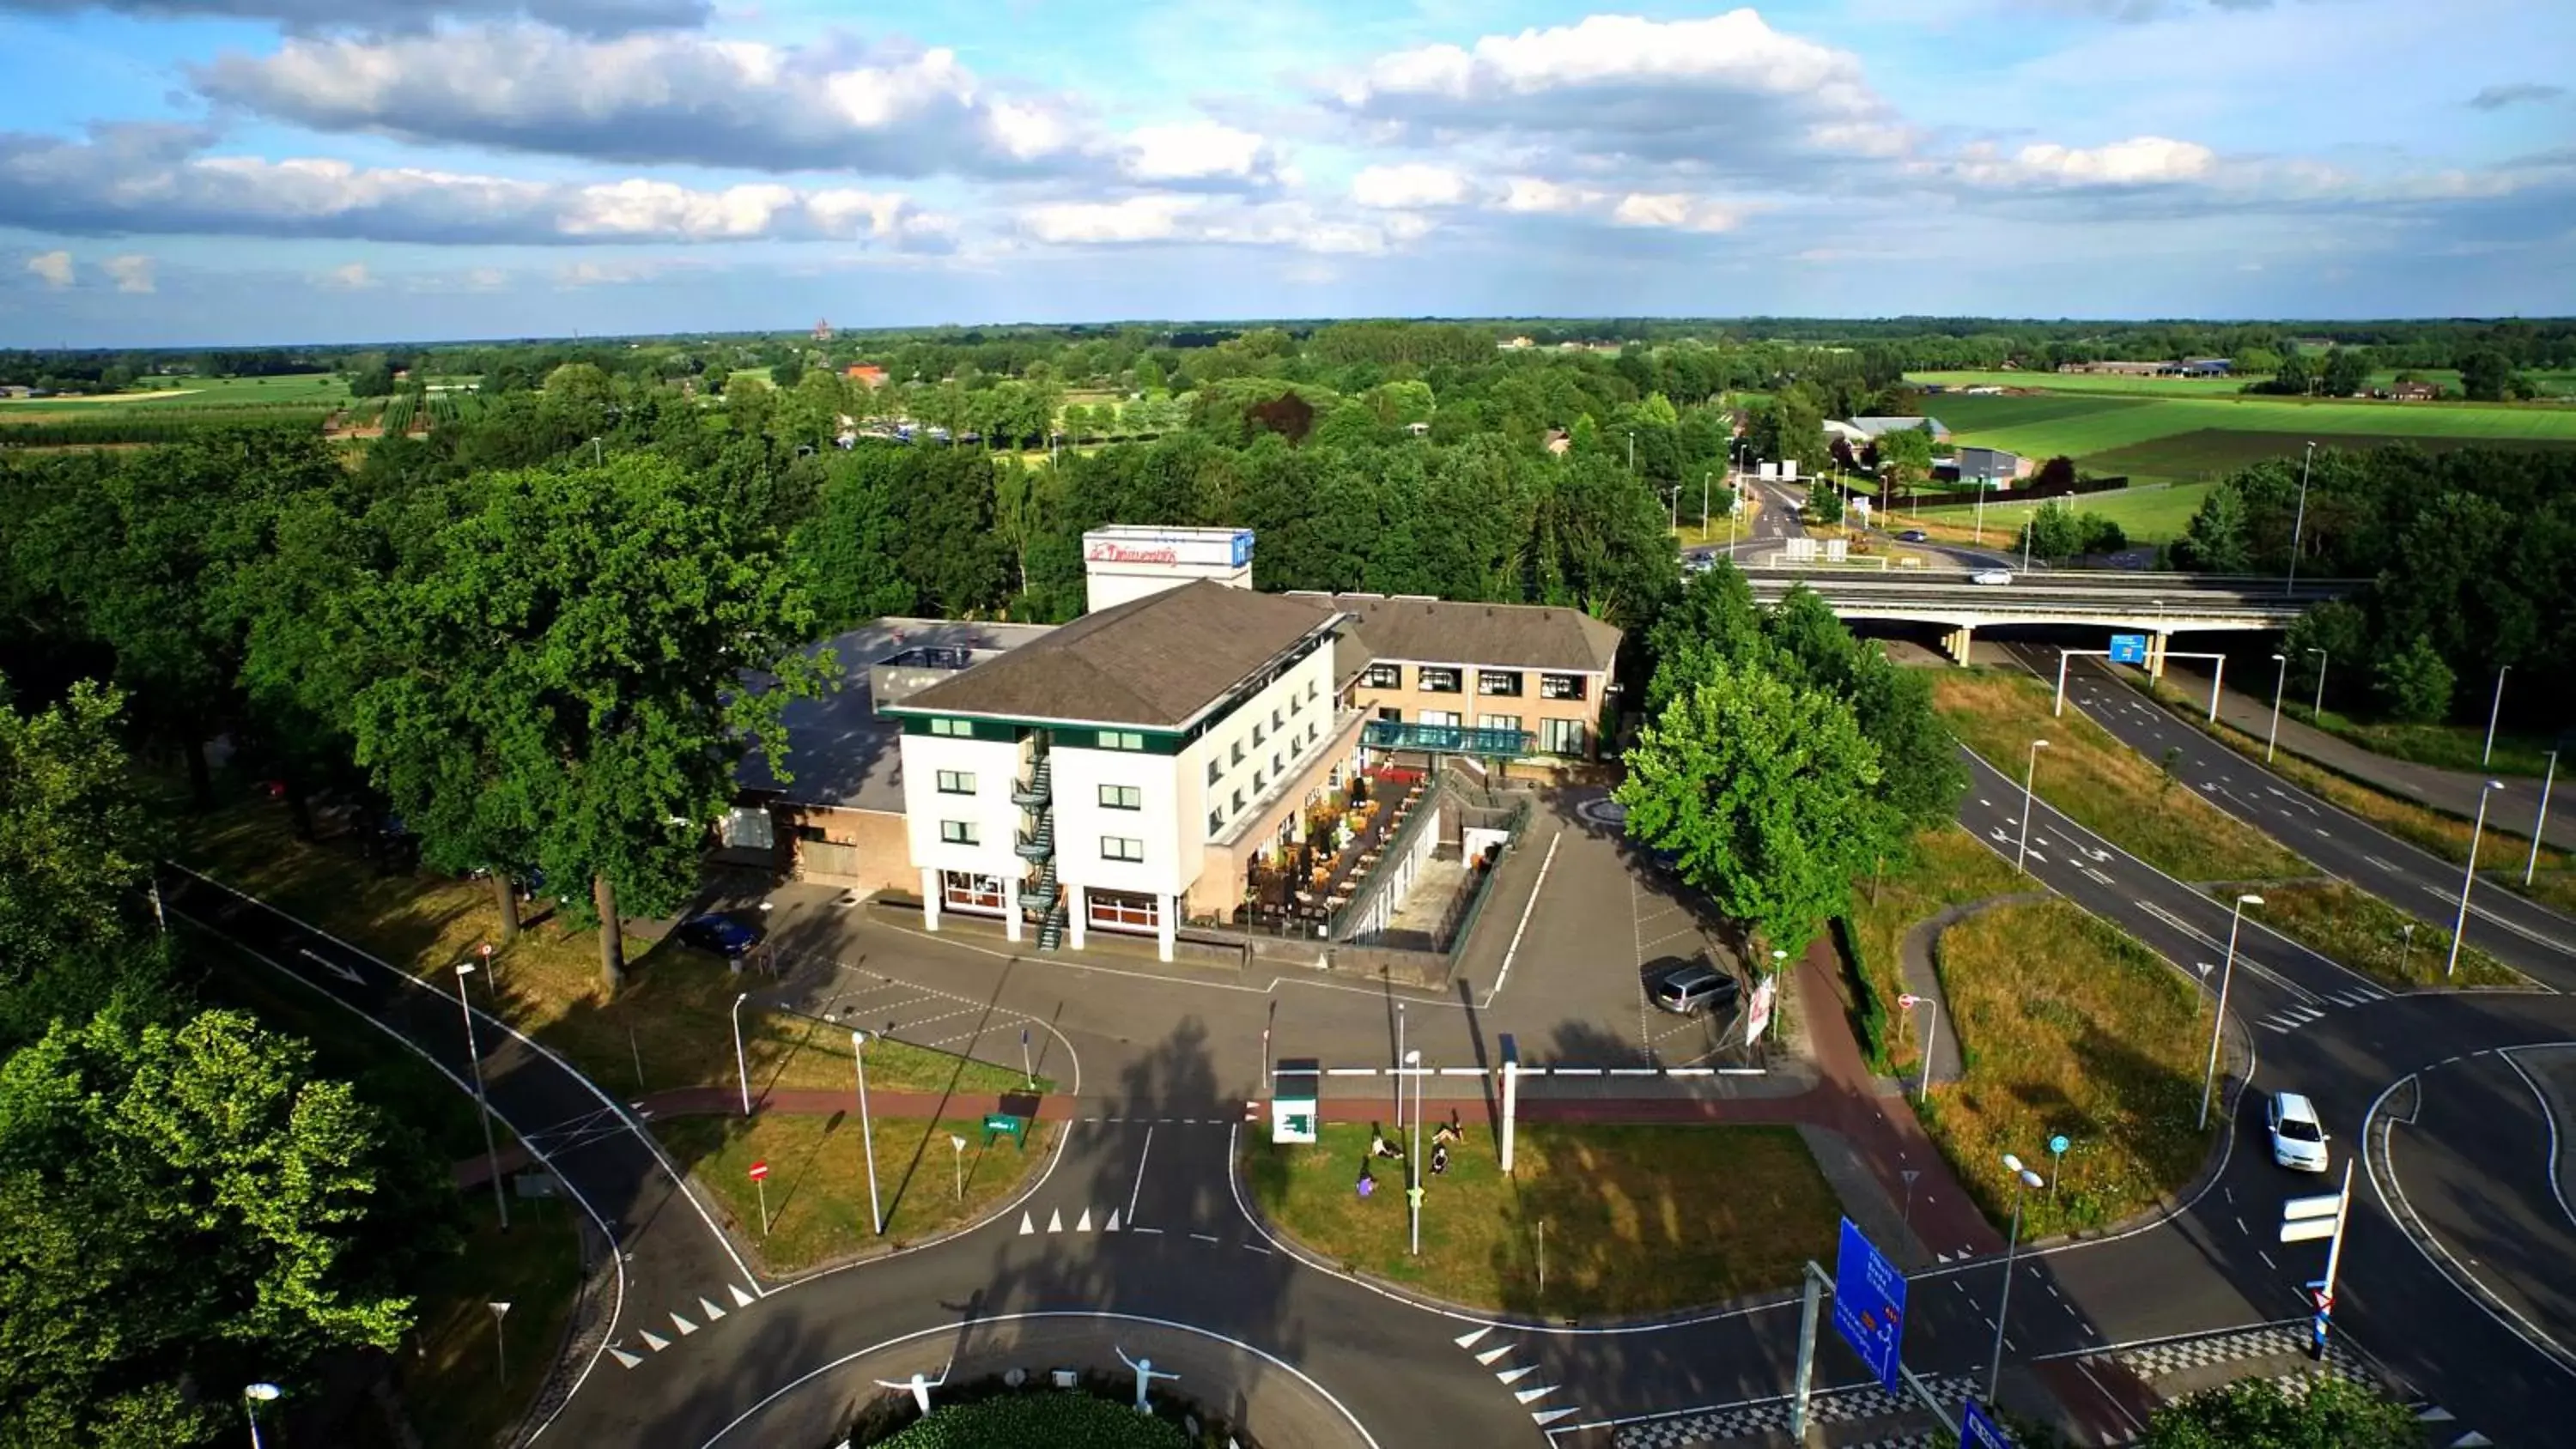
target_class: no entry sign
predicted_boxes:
[747,1160,769,1182]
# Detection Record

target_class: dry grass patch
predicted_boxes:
[1247,1121,1839,1316]
[656,1113,1052,1275]
[171,791,1043,1097]
[2138,681,2576,918]
[2250,881,2520,989]
[1935,670,2306,882]
[1924,900,2213,1238]
[1838,828,2024,1073]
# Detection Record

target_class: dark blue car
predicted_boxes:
[673,913,764,957]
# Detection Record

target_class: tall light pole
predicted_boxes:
[2448,781,2506,978]
[2285,440,2314,596]
[2015,739,2050,874]
[2198,893,2263,1130]
[1987,1155,2047,1400]
[1394,1003,1406,1143]
[244,1383,282,1449]
[851,1029,884,1235]
[732,991,754,1118]
[1405,1047,1424,1256]
[2266,652,2289,762]
[1702,470,1712,536]
[2483,665,2510,767]
[456,963,508,1228]
[2530,751,2559,887]
[2306,647,2328,720]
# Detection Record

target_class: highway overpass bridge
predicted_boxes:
[1742,566,2365,667]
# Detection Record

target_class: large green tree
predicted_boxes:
[1615,658,1893,956]
[2141,1377,2417,1449]
[349,455,828,991]
[0,678,161,983]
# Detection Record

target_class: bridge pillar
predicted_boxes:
[1946,624,1976,667]
[2148,630,2169,682]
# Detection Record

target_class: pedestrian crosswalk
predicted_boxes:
[1451,1325,1585,1429]
[2256,983,2389,1035]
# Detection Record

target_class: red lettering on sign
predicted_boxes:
[1085,543,1182,565]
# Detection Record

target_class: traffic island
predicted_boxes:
[657,1111,1056,1275]
[2230,879,2520,988]
[1918,899,2213,1239]
[852,1373,1245,1449]
[1243,1120,1841,1317]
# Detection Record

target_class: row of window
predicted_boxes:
[938,819,1145,863]
[1371,707,1588,755]
[1360,664,1589,700]
[939,771,1141,812]
[928,716,1151,752]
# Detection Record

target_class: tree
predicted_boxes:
[349,456,829,992]
[2178,482,2251,572]
[1615,658,1893,957]
[1643,560,1775,717]
[0,679,160,979]
[2281,599,2370,712]
[1874,424,1934,500]
[0,1007,446,1447]
[1806,476,1845,526]
[2271,348,2314,397]
[2319,347,2368,397]
[2459,348,2512,403]
[2372,633,2454,723]
[2142,1376,2418,1449]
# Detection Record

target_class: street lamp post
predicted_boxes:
[2266,652,2290,762]
[2198,894,2263,1130]
[851,1029,884,1234]
[2483,665,2511,767]
[1394,1003,1406,1143]
[2398,921,2416,979]
[243,1383,282,1449]
[2530,751,2559,887]
[2286,440,2314,596]
[2448,781,2507,978]
[2015,739,2050,874]
[1987,1155,2047,1400]
[732,991,753,1118]
[455,963,509,1229]
[1405,1048,1424,1257]
[2306,647,2328,720]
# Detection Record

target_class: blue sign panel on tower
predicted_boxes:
[2110,634,2149,664]
[1961,1397,2014,1449]
[1831,1217,1909,1394]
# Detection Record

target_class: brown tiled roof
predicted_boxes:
[1334,595,1621,674]
[895,581,1340,729]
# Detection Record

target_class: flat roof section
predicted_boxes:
[736,617,1056,814]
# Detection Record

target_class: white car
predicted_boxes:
[1970,568,2014,586]
[2267,1091,2330,1173]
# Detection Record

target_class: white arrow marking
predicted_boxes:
[729,1283,756,1307]
[1103,1209,1121,1233]
[1048,1208,1065,1234]
[298,947,363,985]
[698,1296,726,1321]
[1497,1365,1537,1385]
[1076,1208,1093,1232]
[1020,1212,1036,1235]
[1514,1385,1561,1404]
[1475,1344,1513,1366]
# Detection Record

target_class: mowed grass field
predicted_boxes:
[1911,369,2253,397]
[0,372,352,416]
[1899,479,2217,543]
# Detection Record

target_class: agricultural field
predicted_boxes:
[1911,369,2252,397]
[1898,479,2217,544]
[0,372,351,414]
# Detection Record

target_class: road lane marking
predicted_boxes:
[1127,1126,1154,1225]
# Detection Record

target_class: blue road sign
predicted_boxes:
[1832,1217,1909,1394]
[2110,634,2148,664]
[1961,1397,2014,1449]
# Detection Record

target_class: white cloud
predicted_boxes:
[1350,162,1471,209]
[1121,121,1278,184]
[319,261,376,288]
[1340,10,1867,104]
[1611,192,1741,231]
[24,249,72,288]
[1956,136,2217,186]
[102,254,155,293]
[1014,194,1436,256]
[0,0,710,36]
[1020,195,1200,245]
[555,257,690,287]
[1497,176,1601,214]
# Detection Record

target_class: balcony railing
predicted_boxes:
[1362,720,1534,758]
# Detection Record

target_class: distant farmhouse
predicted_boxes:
[2056,358,2232,378]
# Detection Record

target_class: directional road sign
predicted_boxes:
[1832,1217,1909,1394]
[2110,634,2149,664]
[1961,1397,2014,1449]
[2281,1191,2340,1243]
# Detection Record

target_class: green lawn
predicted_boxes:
[2247,881,2519,989]
[1247,1121,1840,1316]
[1923,900,2214,1237]
[2285,703,2559,779]
[1901,480,2215,543]
[1840,828,2024,1074]
[402,1196,586,1449]
[0,373,352,412]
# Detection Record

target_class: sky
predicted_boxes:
[0,0,2570,346]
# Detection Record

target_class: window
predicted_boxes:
[1098,784,1142,810]
[1231,740,1246,766]
[1088,888,1159,932]
[1273,708,1285,731]
[1541,673,1588,701]
[1309,679,1321,700]
[1208,809,1224,835]
[939,819,980,846]
[1540,718,1589,756]
[1478,670,1524,697]
[1232,790,1245,814]
[929,717,971,737]
[1207,758,1222,786]
[1254,770,1267,793]
[1097,730,1145,752]
[942,872,1006,912]
[793,823,830,844]
[1253,722,1266,747]
[1272,753,1284,776]
[1417,666,1461,694]
[1101,835,1145,863]
[1420,709,1461,729]
[1290,691,1303,714]
[1478,713,1522,738]
[1376,706,1401,723]
[934,769,976,795]
[1364,662,1401,688]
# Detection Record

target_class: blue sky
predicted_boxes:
[0,0,2570,345]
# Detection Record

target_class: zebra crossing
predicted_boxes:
[1449,1325,1585,1430]
[2254,982,2389,1035]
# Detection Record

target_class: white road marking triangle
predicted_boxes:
[698,1296,726,1321]
[641,1331,671,1352]
[1104,1209,1121,1232]
[1532,1407,1582,1427]
[1514,1385,1560,1404]
[1021,1212,1036,1235]
[671,1311,700,1336]
[729,1283,756,1307]
[1454,1326,1492,1349]
[1048,1208,1065,1233]
[1497,1365,1537,1385]
[611,1347,645,1369]
[1475,1345,1513,1366]
[1077,1208,1093,1232]
[2451,1434,2492,1447]
[2418,1407,2456,1423]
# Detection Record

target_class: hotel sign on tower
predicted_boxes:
[1082,526,1256,612]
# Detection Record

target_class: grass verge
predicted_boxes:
[2136,679,2576,918]
[656,1113,1052,1275]
[2281,703,2555,779]
[400,1195,586,1449]
[1838,828,2025,1073]
[170,787,1049,1098]
[1923,900,2212,1239]
[1247,1121,1840,1316]
[1933,670,2306,882]
[2243,881,2519,989]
